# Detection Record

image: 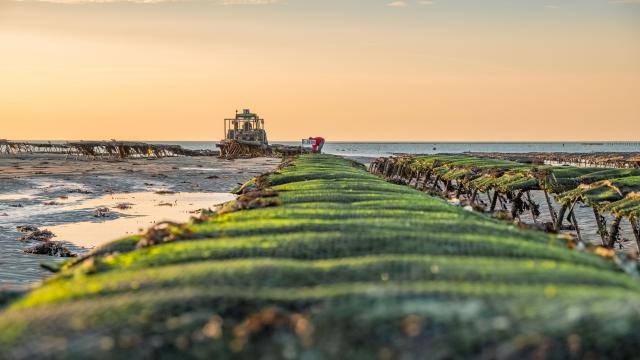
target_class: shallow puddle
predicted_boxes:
[179,167,222,172]
[45,191,235,248]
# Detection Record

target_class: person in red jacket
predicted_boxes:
[309,137,325,153]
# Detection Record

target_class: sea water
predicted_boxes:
[161,141,640,158]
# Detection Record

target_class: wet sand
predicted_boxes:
[0,154,282,286]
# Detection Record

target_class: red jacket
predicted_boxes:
[311,137,325,153]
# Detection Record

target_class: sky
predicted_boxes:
[1,0,639,141]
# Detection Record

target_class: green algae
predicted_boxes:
[377,155,640,220]
[2,154,640,359]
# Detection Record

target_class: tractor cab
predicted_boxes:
[224,109,268,145]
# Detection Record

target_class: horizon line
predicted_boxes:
[6,139,640,145]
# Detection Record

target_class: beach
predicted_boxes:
[0,154,282,286]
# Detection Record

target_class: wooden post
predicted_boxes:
[554,204,568,232]
[566,200,578,222]
[412,171,421,188]
[510,190,524,220]
[432,176,441,191]
[498,195,507,211]
[592,207,607,246]
[392,165,401,181]
[570,212,583,244]
[408,170,416,187]
[470,189,478,205]
[442,180,451,196]
[489,190,499,212]
[606,216,623,248]
[526,191,538,224]
[455,183,464,198]
[413,171,420,188]
[421,170,432,191]
[543,190,557,224]
[383,161,392,177]
[631,218,640,252]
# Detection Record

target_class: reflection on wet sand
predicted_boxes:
[46,192,235,248]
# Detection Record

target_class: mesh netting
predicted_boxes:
[1,155,640,359]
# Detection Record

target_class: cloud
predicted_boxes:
[387,1,408,7]
[608,0,640,3]
[387,0,435,8]
[387,0,436,7]
[11,0,281,4]
[544,4,559,9]
[220,0,280,4]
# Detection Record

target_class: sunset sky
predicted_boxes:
[1,0,639,141]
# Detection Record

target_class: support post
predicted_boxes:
[570,212,583,244]
[489,190,499,212]
[554,204,568,232]
[510,190,525,220]
[631,218,640,252]
[606,216,623,248]
[544,190,557,224]
[470,189,478,205]
[592,207,607,246]
[413,171,420,188]
[432,176,441,191]
[455,183,464,198]
[442,180,451,196]
[498,195,507,211]
[408,170,416,187]
[526,191,538,224]
[421,170,432,191]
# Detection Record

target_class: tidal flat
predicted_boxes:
[0,154,281,286]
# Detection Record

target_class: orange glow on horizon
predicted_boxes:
[1,1,639,142]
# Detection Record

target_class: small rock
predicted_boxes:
[24,241,76,257]
[94,207,110,217]
[113,203,132,210]
[43,201,62,206]
[68,189,92,194]
[155,190,177,195]
[19,229,55,242]
[16,225,39,233]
